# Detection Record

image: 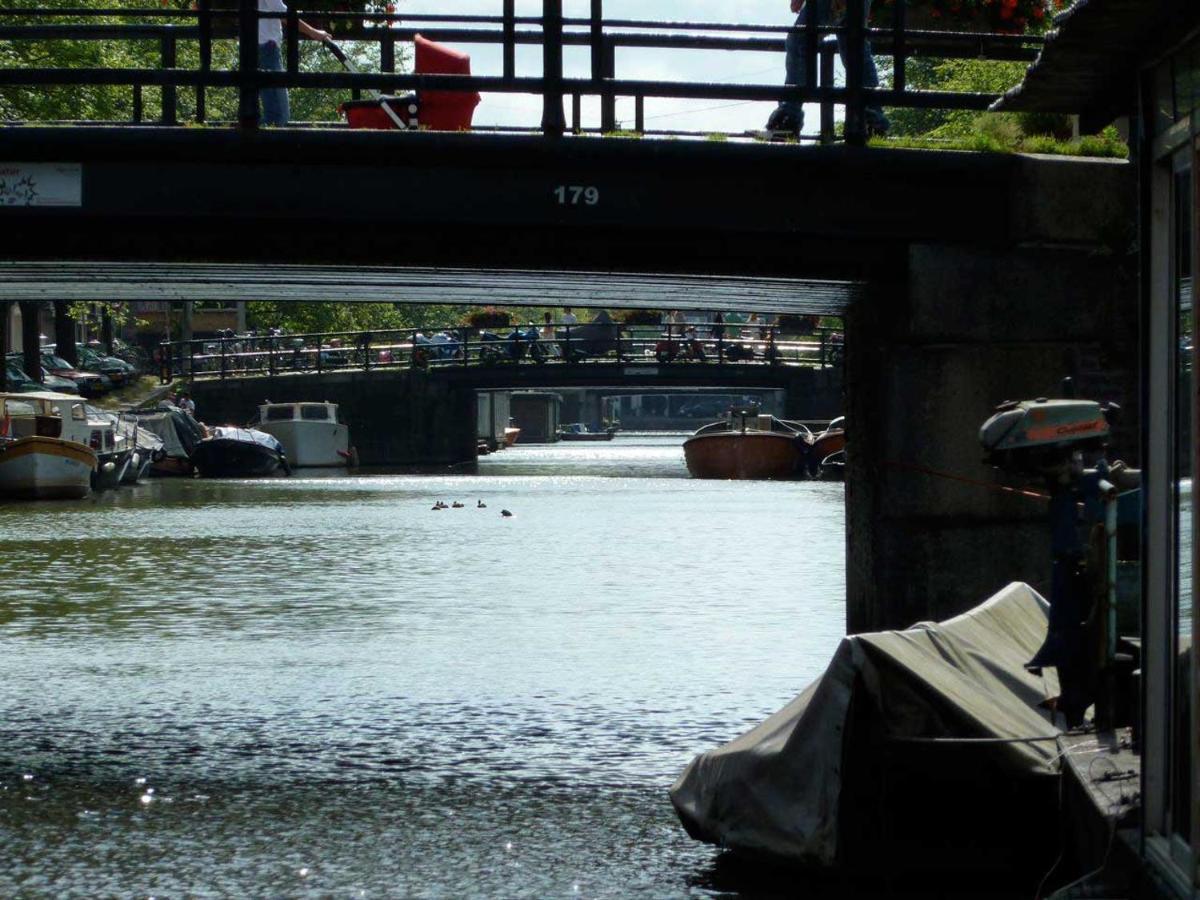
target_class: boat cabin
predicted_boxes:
[0,393,72,440]
[256,401,340,425]
[13,391,115,451]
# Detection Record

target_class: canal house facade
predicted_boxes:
[1003,1,1199,892]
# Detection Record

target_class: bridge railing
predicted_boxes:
[1,2,1043,144]
[160,323,843,381]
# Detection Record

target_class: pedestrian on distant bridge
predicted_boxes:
[765,0,889,139]
[257,0,332,126]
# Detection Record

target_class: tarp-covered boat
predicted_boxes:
[191,426,290,478]
[134,407,204,477]
[670,583,1063,879]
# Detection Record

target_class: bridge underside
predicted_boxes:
[0,261,859,316]
[0,127,1017,292]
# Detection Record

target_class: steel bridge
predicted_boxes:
[161,319,840,390]
[0,1,1045,312]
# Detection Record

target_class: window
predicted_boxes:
[301,404,332,421]
[265,406,295,421]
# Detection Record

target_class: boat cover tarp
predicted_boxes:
[669,582,1061,866]
[135,408,204,460]
[210,426,284,453]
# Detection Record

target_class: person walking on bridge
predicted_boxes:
[765,0,889,139]
[257,0,331,126]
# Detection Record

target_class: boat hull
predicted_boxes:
[504,427,520,447]
[192,438,285,478]
[92,448,133,491]
[683,431,803,480]
[257,420,350,467]
[0,436,96,499]
[558,432,614,442]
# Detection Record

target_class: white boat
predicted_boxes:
[0,393,97,499]
[19,392,126,490]
[250,401,352,468]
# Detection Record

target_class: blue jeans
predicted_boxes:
[780,0,888,130]
[259,40,289,126]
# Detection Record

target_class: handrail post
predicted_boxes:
[893,0,908,94]
[590,0,603,78]
[803,0,818,103]
[541,0,565,137]
[220,337,227,379]
[462,328,469,367]
[844,0,866,146]
[317,337,324,374]
[238,0,259,128]
[381,31,395,74]
[600,38,616,133]
[362,332,371,371]
[268,336,275,376]
[286,6,300,81]
[503,0,516,81]
[197,0,212,122]
[160,32,177,125]
[188,339,195,377]
[819,42,835,144]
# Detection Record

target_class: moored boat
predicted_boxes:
[249,401,352,468]
[133,407,204,477]
[683,407,810,480]
[557,422,616,442]
[191,426,290,478]
[806,416,845,475]
[0,393,97,499]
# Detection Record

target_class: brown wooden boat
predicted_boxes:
[683,408,810,480]
[809,416,845,462]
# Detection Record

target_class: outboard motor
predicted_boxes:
[979,387,1137,728]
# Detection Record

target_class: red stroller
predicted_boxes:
[333,34,481,132]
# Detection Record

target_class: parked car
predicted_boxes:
[76,343,138,387]
[38,351,106,397]
[2,358,81,394]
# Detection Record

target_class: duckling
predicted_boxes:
[477,500,487,508]
[451,501,464,509]
[501,509,513,518]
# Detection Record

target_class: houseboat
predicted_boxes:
[0,393,97,499]
[557,423,616,442]
[249,401,351,468]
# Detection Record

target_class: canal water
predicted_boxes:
[0,434,847,898]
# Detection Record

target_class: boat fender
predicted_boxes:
[280,455,292,476]
[102,461,116,473]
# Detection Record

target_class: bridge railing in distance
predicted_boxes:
[160,323,842,381]
[1,1,1043,144]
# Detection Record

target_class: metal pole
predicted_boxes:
[503,0,515,81]
[844,0,866,146]
[600,39,616,133]
[238,0,259,128]
[893,0,907,94]
[161,33,177,125]
[819,43,835,144]
[590,0,603,80]
[197,0,211,122]
[541,0,565,137]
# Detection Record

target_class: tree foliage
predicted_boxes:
[0,0,403,124]
[244,301,469,334]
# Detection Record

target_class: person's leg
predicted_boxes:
[777,5,812,121]
[258,41,290,127]
[835,0,890,133]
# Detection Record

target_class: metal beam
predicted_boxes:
[0,262,861,316]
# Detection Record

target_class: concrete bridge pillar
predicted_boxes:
[845,158,1138,633]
